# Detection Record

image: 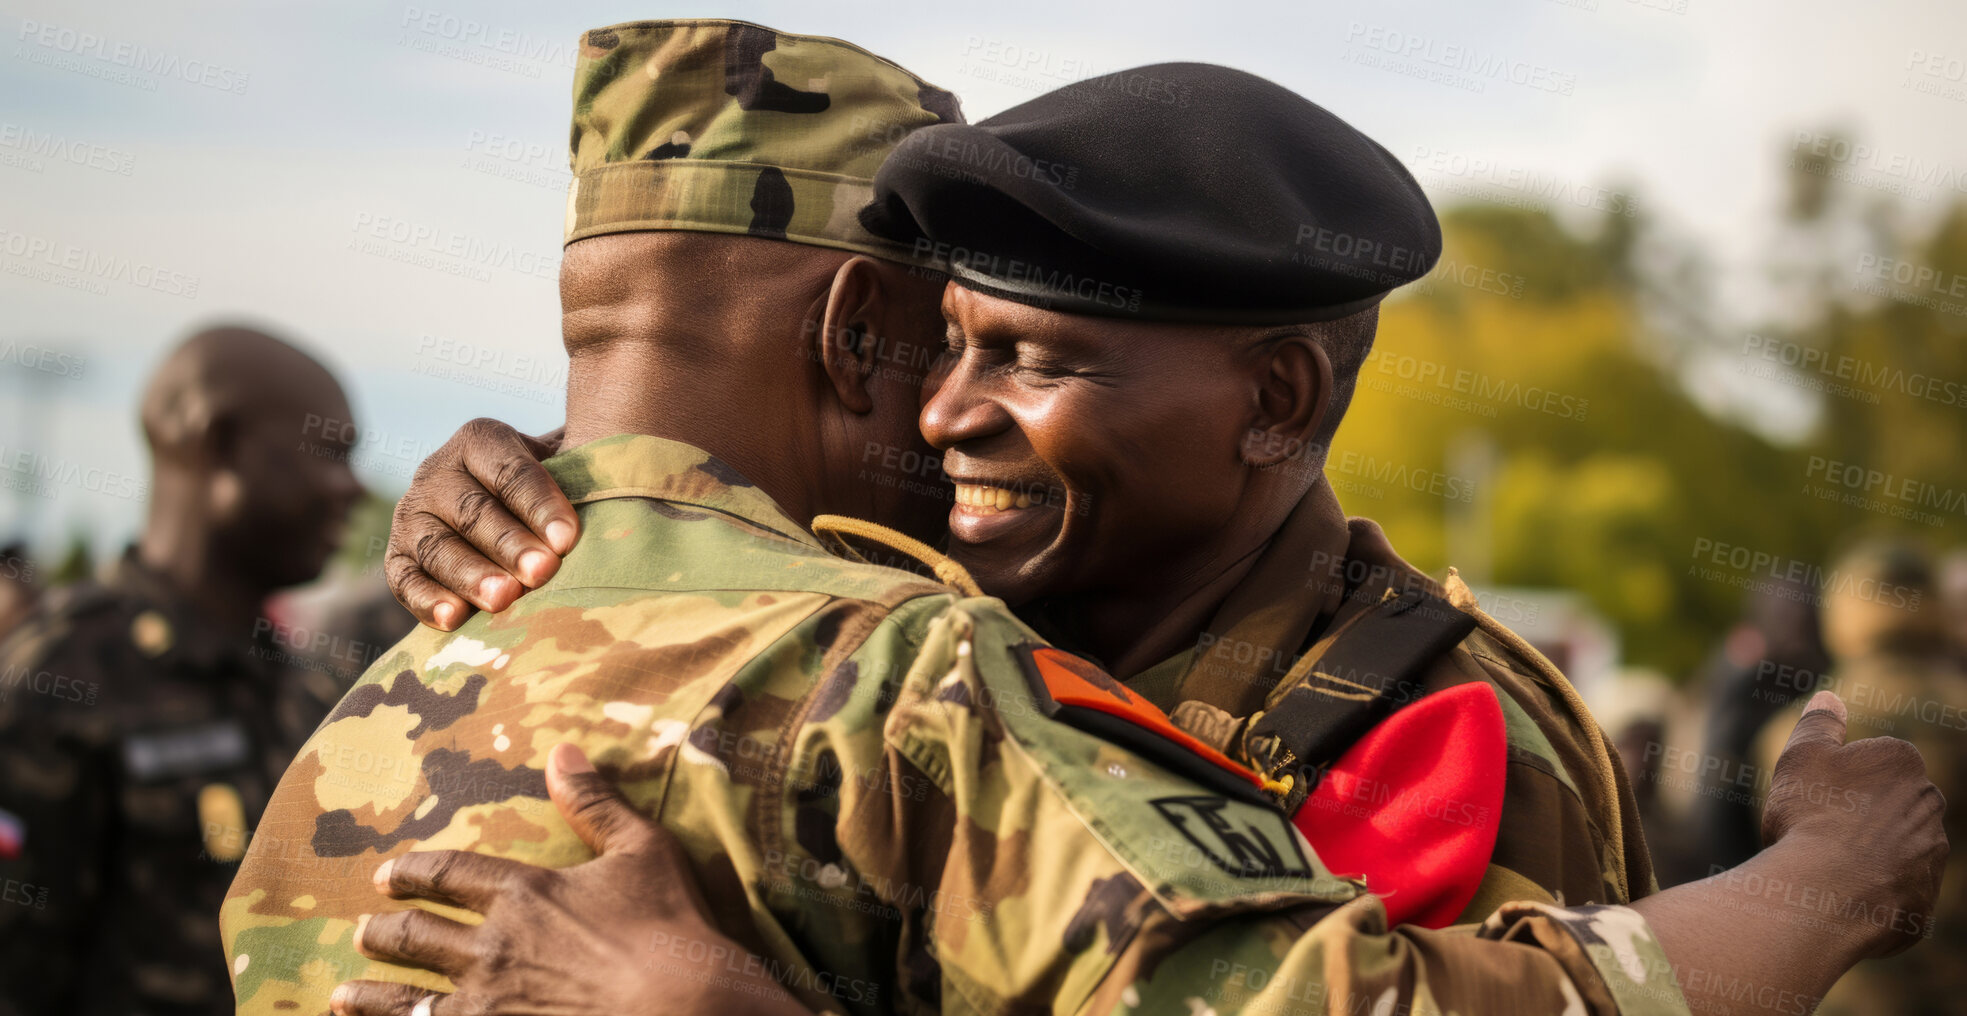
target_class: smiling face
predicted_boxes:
[921,285,1303,608]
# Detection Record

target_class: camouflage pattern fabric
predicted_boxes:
[563,20,963,261]
[223,434,1688,1015]
[0,549,295,1016]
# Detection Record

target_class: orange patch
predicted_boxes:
[1028,648,1259,788]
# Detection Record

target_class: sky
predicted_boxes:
[3,0,1965,552]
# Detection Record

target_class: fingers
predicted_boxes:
[391,496,524,616]
[376,849,542,913]
[356,908,477,974]
[383,546,475,631]
[547,742,653,856]
[1780,689,1849,759]
[385,415,567,626]
[455,417,579,562]
[447,488,559,591]
[331,982,456,1016]
[385,470,520,625]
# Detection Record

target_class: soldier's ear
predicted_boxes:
[814,256,884,415]
[201,410,241,467]
[1239,329,1331,469]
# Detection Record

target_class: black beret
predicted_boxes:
[862,62,1441,324]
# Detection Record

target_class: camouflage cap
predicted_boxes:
[564,19,963,264]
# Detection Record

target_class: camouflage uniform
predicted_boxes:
[556,13,1653,924]
[561,19,960,259]
[0,549,295,1016]
[224,436,1689,1015]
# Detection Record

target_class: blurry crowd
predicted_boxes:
[1604,540,1967,1016]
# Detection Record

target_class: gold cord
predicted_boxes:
[810,515,985,597]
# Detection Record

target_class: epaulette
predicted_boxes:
[1243,585,1478,811]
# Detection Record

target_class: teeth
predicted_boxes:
[954,484,1038,512]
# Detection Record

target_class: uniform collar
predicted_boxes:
[1158,477,1443,717]
[544,434,823,550]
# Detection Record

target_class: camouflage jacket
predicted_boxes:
[223,435,1688,1015]
[0,550,292,1016]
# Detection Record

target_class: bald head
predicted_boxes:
[142,326,349,461]
[139,325,362,591]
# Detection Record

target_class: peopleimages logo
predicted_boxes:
[15,19,251,94]
[0,123,136,176]
[0,226,201,299]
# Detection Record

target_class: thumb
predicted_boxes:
[547,742,648,855]
[1781,690,1850,760]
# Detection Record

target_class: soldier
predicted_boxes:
[0,326,364,1015]
[1675,576,1829,883]
[228,21,1941,1016]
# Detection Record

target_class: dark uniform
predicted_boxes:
[0,549,291,1016]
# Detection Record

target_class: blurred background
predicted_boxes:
[3,1,1966,1012]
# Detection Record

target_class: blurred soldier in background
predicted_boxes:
[1670,574,1830,884]
[1753,538,1967,1016]
[0,541,38,644]
[0,325,364,1016]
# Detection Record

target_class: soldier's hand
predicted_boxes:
[1759,690,1947,959]
[385,418,576,630]
[330,743,812,1016]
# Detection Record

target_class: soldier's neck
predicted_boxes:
[1033,540,1269,682]
[562,346,824,527]
[137,499,271,638]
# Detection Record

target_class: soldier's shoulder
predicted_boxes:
[0,581,156,734]
[1446,621,1589,796]
[559,501,961,611]
[1444,600,1650,901]
[0,579,154,670]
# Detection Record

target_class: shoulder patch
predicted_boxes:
[1150,795,1313,879]
[1018,645,1265,802]
[936,626,1355,916]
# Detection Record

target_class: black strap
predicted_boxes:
[1244,587,1477,808]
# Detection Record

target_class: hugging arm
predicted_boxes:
[331,744,814,1016]
[384,423,1947,1013]
[385,419,575,629]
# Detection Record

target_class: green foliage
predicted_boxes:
[331,492,397,578]
[1330,193,1967,679]
[49,533,94,587]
